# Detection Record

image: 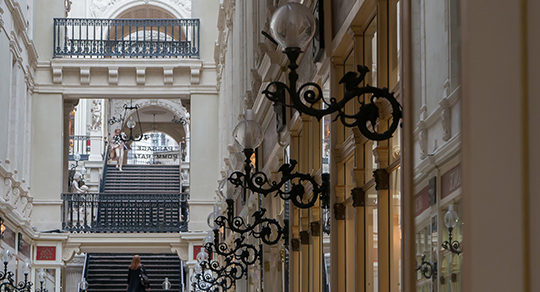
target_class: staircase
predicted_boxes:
[103,165,181,193]
[85,253,184,292]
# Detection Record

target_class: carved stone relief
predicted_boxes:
[89,0,192,18]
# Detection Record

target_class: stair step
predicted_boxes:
[85,253,184,292]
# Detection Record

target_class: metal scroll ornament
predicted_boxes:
[416,254,437,280]
[228,149,330,209]
[192,268,232,292]
[441,226,463,255]
[214,199,287,246]
[204,230,261,267]
[262,47,402,141]
[0,262,33,291]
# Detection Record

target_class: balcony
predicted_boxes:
[53,18,200,58]
[61,193,189,233]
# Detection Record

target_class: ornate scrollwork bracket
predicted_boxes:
[228,149,330,209]
[262,46,402,141]
[416,254,437,280]
[214,199,287,246]
[441,227,463,255]
[0,262,33,291]
[204,230,262,267]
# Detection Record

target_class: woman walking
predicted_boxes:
[127,255,149,292]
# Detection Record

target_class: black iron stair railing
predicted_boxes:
[53,18,200,58]
[61,192,189,233]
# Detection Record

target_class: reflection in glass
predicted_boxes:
[366,186,378,291]
[391,167,402,291]
[321,77,331,292]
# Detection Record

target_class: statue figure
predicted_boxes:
[72,172,89,193]
[90,100,102,131]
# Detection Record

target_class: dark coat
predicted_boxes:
[127,266,147,292]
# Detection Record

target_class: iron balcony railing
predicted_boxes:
[62,193,189,233]
[53,18,200,58]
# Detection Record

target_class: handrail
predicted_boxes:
[62,192,189,233]
[53,18,200,58]
[99,142,109,193]
[79,253,89,292]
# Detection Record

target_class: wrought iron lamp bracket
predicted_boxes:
[0,262,33,291]
[441,226,462,255]
[261,46,402,141]
[214,199,287,246]
[204,230,262,267]
[416,254,437,280]
[228,149,330,209]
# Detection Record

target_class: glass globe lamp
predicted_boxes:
[203,230,214,244]
[206,205,219,229]
[232,109,263,150]
[127,116,136,129]
[444,205,459,229]
[196,250,209,263]
[162,277,171,290]
[79,278,89,290]
[2,249,10,264]
[270,2,316,49]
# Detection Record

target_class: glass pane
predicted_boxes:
[363,16,377,87]
[390,167,402,291]
[389,0,401,90]
[321,77,331,292]
[366,186,378,291]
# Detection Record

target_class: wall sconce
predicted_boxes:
[205,229,261,269]
[262,3,402,141]
[229,110,330,209]
[37,268,48,292]
[416,254,437,279]
[79,278,89,291]
[214,199,287,246]
[0,251,33,291]
[162,277,171,290]
[194,250,237,291]
[442,205,462,255]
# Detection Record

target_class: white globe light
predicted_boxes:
[270,2,316,49]
[127,117,136,129]
[162,277,171,290]
[232,109,263,150]
[79,279,89,290]
[196,250,209,263]
[444,205,459,229]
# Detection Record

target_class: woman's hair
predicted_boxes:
[129,255,141,270]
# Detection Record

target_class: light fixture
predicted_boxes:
[442,205,462,254]
[262,3,402,141]
[79,278,89,291]
[162,277,171,290]
[119,100,145,142]
[269,2,316,50]
[0,251,33,291]
[194,250,238,291]
[204,229,261,268]
[37,269,48,292]
[214,199,287,246]
[229,110,330,209]
[416,254,437,279]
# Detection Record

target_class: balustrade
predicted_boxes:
[61,193,189,233]
[53,18,200,58]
